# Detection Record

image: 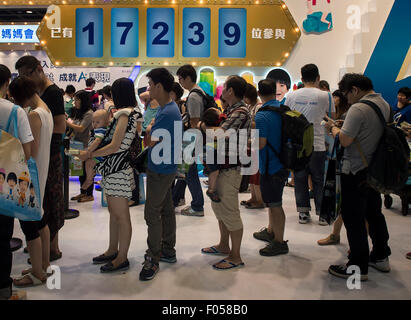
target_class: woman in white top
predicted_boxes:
[9,76,54,287]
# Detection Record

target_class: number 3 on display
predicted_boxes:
[111,8,139,58]
[147,8,175,58]
[182,8,210,58]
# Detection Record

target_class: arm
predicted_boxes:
[22,142,32,161]
[78,114,128,160]
[28,111,42,159]
[53,114,66,134]
[259,137,267,150]
[190,117,200,129]
[139,91,150,105]
[324,121,354,147]
[66,120,87,133]
[87,137,103,153]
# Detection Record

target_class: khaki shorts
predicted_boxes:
[211,168,243,232]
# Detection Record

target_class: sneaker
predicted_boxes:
[299,212,311,224]
[317,234,340,246]
[181,206,204,217]
[160,252,177,263]
[369,257,391,273]
[78,195,94,203]
[71,193,84,201]
[253,228,275,242]
[328,264,368,281]
[139,255,159,281]
[259,240,289,256]
[407,252,411,260]
[319,217,328,226]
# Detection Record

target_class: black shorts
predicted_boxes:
[260,169,289,208]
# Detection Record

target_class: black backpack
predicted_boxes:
[356,100,410,194]
[182,89,218,130]
[257,105,314,172]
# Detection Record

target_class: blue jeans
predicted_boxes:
[294,151,326,215]
[172,163,204,211]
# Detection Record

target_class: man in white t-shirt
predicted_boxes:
[0,64,33,300]
[285,63,335,225]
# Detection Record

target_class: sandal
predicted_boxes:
[206,190,221,203]
[245,203,265,209]
[240,200,252,206]
[201,246,229,256]
[212,259,245,270]
[22,268,54,277]
[13,273,46,288]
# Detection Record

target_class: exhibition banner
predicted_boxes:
[37,0,301,67]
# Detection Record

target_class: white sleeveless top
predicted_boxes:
[32,107,54,213]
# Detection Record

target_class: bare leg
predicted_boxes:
[16,238,46,285]
[332,215,344,236]
[39,226,50,271]
[81,159,96,190]
[270,207,286,243]
[105,201,119,256]
[248,184,257,203]
[227,228,243,264]
[253,184,264,205]
[50,232,61,256]
[107,196,132,266]
[308,175,313,192]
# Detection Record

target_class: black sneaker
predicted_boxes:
[92,252,118,265]
[160,252,177,263]
[253,228,275,242]
[328,264,368,281]
[259,240,289,256]
[139,255,159,281]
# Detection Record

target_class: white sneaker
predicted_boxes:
[319,217,328,226]
[369,257,391,273]
[299,212,311,224]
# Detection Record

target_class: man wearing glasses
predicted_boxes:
[15,56,66,263]
[325,73,392,281]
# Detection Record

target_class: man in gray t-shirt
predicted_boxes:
[175,65,205,216]
[325,74,391,281]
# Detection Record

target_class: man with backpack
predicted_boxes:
[325,73,392,281]
[253,79,290,256]
[285,64,335,225]
[176,65,206,217]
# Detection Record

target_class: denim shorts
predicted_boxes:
[260,169,289,208]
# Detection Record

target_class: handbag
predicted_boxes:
[131,148,149,174]
[0,105,42,221]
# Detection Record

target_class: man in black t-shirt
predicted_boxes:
[16,56,66,261]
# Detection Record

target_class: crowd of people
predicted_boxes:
[0,56,410,300]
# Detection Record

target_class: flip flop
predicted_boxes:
[13,273,46,288]
[212,259,245,270]
[201,246,228,256]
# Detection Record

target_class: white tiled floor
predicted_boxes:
[10,177,411,300]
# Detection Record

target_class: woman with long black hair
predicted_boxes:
[78,78,143,273]
[67,90,94,202]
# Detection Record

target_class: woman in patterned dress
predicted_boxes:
[79,78,143,273]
